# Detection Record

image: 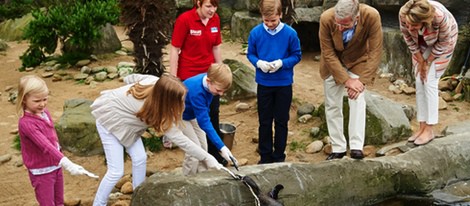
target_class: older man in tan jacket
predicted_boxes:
[319,0,383,160]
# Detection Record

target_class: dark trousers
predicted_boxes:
[206,95,227,165]
[257,84,292,163]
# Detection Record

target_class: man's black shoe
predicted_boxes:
[350,150,364,160]
[326,152,346,160]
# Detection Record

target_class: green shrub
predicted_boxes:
[20,0,120,68]
[0,0,35,22]
[13,134,21,151]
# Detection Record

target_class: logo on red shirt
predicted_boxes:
[190,29,202,36]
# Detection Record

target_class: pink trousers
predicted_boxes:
[28,168,64,206]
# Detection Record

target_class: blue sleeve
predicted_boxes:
[247,26,260,67]
[189,91,225,150]
[281,28,302,69]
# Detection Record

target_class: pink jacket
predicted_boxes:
[18,109,64,169]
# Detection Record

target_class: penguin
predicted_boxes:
[241,175,284,206]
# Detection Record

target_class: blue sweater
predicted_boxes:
[247,23,302,86]
[183,73,224,150]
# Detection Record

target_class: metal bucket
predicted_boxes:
[219,123,236,150]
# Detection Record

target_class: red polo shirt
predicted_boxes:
[171,7,222,80]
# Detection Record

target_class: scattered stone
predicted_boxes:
[92,66,106,73]
[363,145,376,157]
[402,104,415,121]
[116,174,132,189]
[4,85,13,92]
[439,97,447,110]
[25,67,35,72]
[115,50,128,56]
[14,159,23,167]
[376,141,408,156]
[73,73,89,80]
[298,114,312,123]
[235,158,248,166]
[310,127,320,137]
[9,128,18,134]
[235,102,250,112]
[313,55,320,61]
[440,91,453,102]
[111,200,130,206]
[380,73,393,78]
[453,93,463,100]
[322,136,331,145]
[120,182,133,194]
[81,66,91,74]
[438,79,452,91]
[117,62,136,68]
[94,71,108,81]
[75,59,91,67]
[0,154,12,164]
[251,137,258,143]
[41,72,54,78]
[106,66,118,73]
[297,103,315,116]
[402,87,416,95]
[107,73,119,79]
[305,140,323,154]
[322,143,332,155]
[64,198,81,206]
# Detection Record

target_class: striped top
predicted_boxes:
[399,0,458,75]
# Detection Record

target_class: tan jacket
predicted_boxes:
[319,4,383,85]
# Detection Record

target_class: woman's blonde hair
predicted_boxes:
[259,0,282,17]
[128,74,187,134]
[207,63,232,90]
[401,0,435,28]
[16,75,49,117]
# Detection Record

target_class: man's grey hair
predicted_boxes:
[335,0,360,19]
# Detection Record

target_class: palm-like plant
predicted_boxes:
[119,0,176,76]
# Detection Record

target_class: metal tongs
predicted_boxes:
[230,156,239,171]
[221,167,242,180]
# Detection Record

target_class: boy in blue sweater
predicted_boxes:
[247,0,302,164]
[181,63,238,175]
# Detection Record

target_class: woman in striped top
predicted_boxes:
[399,0,458,145]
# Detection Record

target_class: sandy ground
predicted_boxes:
[0,26,469,205]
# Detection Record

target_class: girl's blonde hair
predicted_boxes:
[128,74,187,134]
[259,0,282,17]
[16,75,49,117]
[401,0,435,28]
[207,63,232,90]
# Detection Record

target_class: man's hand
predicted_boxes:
[344,78,364,93]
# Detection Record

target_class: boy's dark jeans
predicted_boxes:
[257,85,292,164]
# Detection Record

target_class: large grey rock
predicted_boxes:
[294,7,322,23]
[381,27,413,84]
[230,11,261,43]
[55,99,103,156]
[91,23,122,54]
[223,58,257,100]
[317,91,412,145]
[132,133,470,205]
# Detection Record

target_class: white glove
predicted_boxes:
[60,157,99,179]
[269,59,283,73]
[203,154,223,170]
[219,146,238,166]
[256,60,273,73]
